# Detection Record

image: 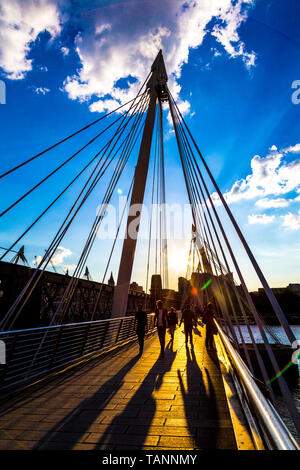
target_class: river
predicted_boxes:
[232,325,300,445]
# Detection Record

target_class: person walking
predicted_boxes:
[154,300,169,357]
[202,302,216,350]
[179,303,197,348]
[135,303,147,356]
[167,307,178,341]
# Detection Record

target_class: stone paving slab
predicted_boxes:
[0,323,237,450]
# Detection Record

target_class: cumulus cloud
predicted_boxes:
[89,98,123,113]
[282,143,300,154]
[32,245,72,267]
[248,214,275,224]
[62,0,255,115]
[211,143,300,206]
[255,198,292,209]
[212,0,256,69]
[51,246,72,265]
[281,211,300,230]
[63,264,77,272]
[0,0,256,114]
[0,0,61,79]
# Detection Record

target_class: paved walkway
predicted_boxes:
[0,322,236,450]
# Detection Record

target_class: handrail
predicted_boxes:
[215,319,300,450]
[0,313,156,397]
[0,315,138,335]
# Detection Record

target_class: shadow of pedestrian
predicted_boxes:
[32,353,141,450]
[193,326,202,337]
[95,341,177,449]
[177,347,220,449]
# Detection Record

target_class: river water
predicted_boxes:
[232,325,300,445]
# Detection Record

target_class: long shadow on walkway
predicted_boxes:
[178,347,219,449]
[33,353,141,450]
[95,340,177,449]
[0,343,137,418]
[193,326,202,337]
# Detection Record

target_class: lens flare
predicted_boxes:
[266,350,300,385]
[201,279,212,291]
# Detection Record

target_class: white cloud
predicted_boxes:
[0,0,256,114]
[212,0,256,69]
[62,0,256,114]
[32,255,42,266]
[61,46,69,56]
[34,87,50,95]
[32,246,72,267]
[0,0,61,79]
[248,214,275,224]
[211,144,300,206]
[282,143,300,154]
[63,264,77,272]
[211,48,222,57]
[269,145,277,151]
[281,211,300,230]
[89,98,121,114]
[51,246,72,266]
[255,197,291,209]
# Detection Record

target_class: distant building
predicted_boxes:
[130,281,144,292]
[252,284,300,325]
[288,284,300,296]
[0,261,149,328]
[107,272,115,287]
[162,288,181,309]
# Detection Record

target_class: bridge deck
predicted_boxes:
[0,323,237,450]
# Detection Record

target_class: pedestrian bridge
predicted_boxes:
[0,315,298,450]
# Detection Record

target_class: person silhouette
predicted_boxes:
[154,300,169,357]
[179,303,197,348]
[167,307,178,341]
[135,303,147,356]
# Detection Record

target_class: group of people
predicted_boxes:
[135,300,216,357]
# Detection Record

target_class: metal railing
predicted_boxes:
[0,313,156,396]
[215,319,300,450]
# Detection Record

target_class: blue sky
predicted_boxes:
[0,0,300,292]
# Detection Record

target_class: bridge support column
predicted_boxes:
[111,88,157,317]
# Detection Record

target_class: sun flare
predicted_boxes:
[169,250,188,273]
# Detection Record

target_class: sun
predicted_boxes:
[169,250,188,273]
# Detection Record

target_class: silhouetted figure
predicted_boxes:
[167,307,178,341]
[202,302,216,350]
[195,305,202,321]
[180,303,197,348]
[154,300,169,357]
[135,303,147,355]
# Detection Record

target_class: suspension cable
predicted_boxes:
[0,108,133,218]
[168,87,300,434]
[0,87,150,180]
[1,91,148,330]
